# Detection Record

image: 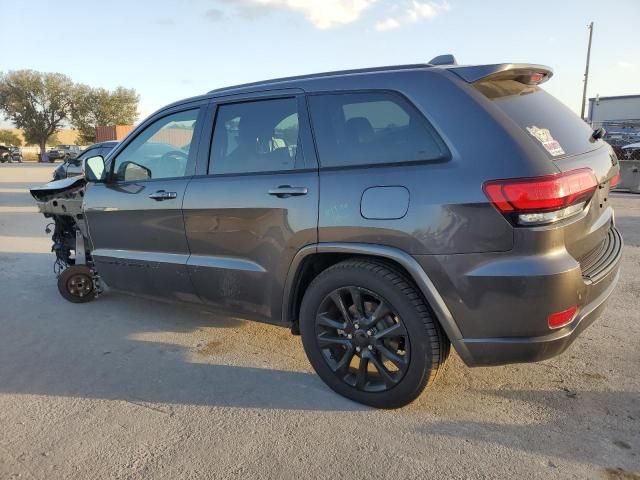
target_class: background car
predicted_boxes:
[621,142,640,160]
[9,146,23,162]
[47,144,81,162]
[0,145,10,163]
[53,141,118,180]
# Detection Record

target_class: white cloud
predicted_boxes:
[407,1,437,21]
[212,0,450,30]
[226,0,377,29]
[617,61,635,69]
[377,1,450,32]
[375,18,400,31]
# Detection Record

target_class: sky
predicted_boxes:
[1,0,639,127]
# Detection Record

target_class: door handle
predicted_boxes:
[267,186,308,198]
[148,190,178,201]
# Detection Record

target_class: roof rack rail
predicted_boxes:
[207,64,432,94]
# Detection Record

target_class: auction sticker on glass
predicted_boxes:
[526,126,566,156]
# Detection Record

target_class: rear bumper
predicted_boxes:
[413,225,623,367]
[456,268,619,366]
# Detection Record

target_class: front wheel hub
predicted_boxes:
[353,330,369,348]
[67,274,92,297]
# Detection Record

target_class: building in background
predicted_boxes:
[95,125,135,143]
[588,94,640,149]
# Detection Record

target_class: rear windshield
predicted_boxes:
[474,80,601,158]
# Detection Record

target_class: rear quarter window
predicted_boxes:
[474,80,600,158]
[308,92,447,168]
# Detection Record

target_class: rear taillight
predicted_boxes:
[483,168,597,226]
[529,72,546,84]
[610,173,620,187]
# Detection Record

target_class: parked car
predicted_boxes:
[0,145,10,163]
[47,144,81,161]
[53,141,118,180]
[32,59,622,408]
[8,146,23,162]
[621,142,640,160]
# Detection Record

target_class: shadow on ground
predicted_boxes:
[0,251,364,412]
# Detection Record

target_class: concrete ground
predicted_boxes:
[0,163,638,480]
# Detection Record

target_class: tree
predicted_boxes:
[47,133,60,146]
[0,70,74,158]
[71,85,139,144]
[0,129,22,146]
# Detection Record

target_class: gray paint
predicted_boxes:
[360,186,409,220]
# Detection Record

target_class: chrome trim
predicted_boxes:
[92,249,189,265]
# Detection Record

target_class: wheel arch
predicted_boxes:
[283,243,468,358]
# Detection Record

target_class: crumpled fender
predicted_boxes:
[30,176,86,201]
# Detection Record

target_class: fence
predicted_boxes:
[21,146,42,161]
[19,145,90,161]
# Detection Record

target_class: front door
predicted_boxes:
[183,95,319,323]
[84,106,204,303]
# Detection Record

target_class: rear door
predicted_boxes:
[183,93,319,323]
[84,104,206,302]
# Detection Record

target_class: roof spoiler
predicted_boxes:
[448,63,554,85]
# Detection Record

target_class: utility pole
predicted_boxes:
[580,22,594,121]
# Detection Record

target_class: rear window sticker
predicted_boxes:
[526,126,566,157]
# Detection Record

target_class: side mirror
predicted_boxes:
[84,155,106,182]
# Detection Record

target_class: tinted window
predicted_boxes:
[75,147,99,162]
[308,92,445,167]
[99,146,115,158]
[474,80,598,157]
[209,98,302,175]
[112,109,199,182]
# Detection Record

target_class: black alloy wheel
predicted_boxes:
[300,259,449,409]
[315,286,410,393]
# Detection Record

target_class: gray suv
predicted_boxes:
[32,60,622,408]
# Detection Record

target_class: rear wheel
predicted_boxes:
[57,265,96,303]
[300,259,449,408]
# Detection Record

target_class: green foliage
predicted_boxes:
[0,70,139,150]
[0,129,22,146]
[0,70,74,151]
[71,85,139,144]
[47,133,60,146]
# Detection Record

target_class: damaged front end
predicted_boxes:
[30,177,102,302]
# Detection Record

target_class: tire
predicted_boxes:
[300,259,449,408]
[57,265,96,303]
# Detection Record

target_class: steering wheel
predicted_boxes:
[158,150,189,178]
